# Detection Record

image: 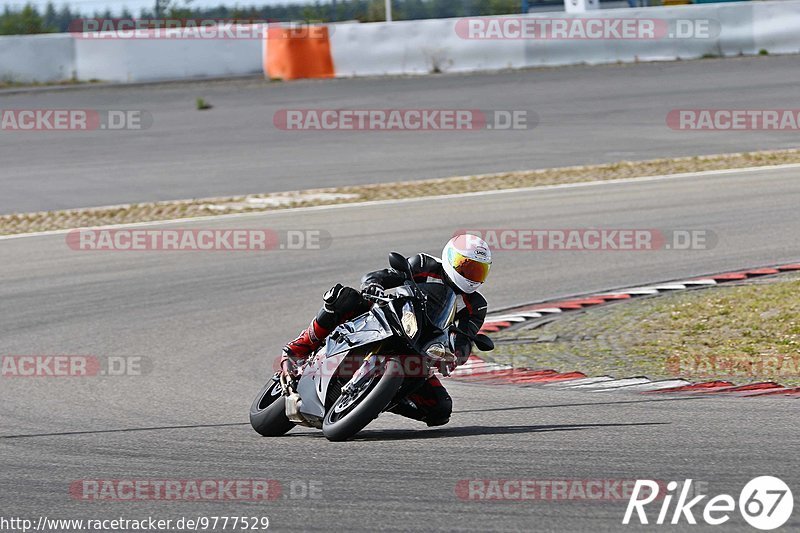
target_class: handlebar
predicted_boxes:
[449,325,478,342]
[361,291,397,304]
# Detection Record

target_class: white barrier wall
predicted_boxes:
[752,0,800,54]
[520,4,734,66]
[330,18,526,76]
[329,2,777,76]
[1,2,799,84]
[75,26,265,83]
[0,33,75,83]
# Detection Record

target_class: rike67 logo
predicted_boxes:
[623,477,794,530]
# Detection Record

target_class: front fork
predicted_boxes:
[340,354,383,395]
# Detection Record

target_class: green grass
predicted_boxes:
[487,275,800,386]
[6,148,800,236]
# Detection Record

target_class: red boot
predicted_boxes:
[280,320,331,376]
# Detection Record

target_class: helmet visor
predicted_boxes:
[448,249,491,284]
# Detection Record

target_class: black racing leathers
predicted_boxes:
[361,252,488,364]
[285,252,489,427]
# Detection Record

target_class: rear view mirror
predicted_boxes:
[388,251,412,277]
[473,334,495,352]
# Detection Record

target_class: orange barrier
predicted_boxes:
[264,26,334,80]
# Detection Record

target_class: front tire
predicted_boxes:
[249,377,295,437]
[322,357,404,442]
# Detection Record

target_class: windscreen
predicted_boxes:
[417,282,457,330]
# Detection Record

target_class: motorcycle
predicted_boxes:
[249,252,494,441]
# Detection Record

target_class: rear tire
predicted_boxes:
[249,377,295,437]
[322,358,404,442]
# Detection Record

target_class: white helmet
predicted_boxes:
[441,234,492,294]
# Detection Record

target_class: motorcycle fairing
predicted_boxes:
[296,305,396,421]
[324,305,396,356]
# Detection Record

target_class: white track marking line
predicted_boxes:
[3,162,800,241]
[455,362,498,371]
[484,316,527,323]
[546,376,615,387]
[622,288,661,295]
[515,311,544,319]
[609,379,691,392]
[651,284,688,290]
[451,364,513,377]
[572,377,652,389]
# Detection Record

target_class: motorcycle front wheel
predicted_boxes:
[322,357,404,442]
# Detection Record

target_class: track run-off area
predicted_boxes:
[2,55,800,214]
[1,164,798,531]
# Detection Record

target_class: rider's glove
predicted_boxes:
[452,333,473,366]
[279,350,301,379]
[435,336,462,377]
[441,359,458,377]
[362,283,386,299]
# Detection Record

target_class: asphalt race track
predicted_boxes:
[1,167,798,531]
[2,55,800,214]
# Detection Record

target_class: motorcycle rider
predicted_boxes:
[279,234,492,427]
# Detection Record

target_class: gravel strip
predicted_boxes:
[4,148,800,236]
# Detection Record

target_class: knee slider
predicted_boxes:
[429,395,453,420]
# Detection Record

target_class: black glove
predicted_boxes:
[452,333,473,366]
[323,283,362,312]
[362,283,386,299]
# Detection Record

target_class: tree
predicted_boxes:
[0,4,50,35]
[487,0,522,15]
[365,0,385,22]
[43,2,57,31]
[0,0,547,35]
[55,4,76,32]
